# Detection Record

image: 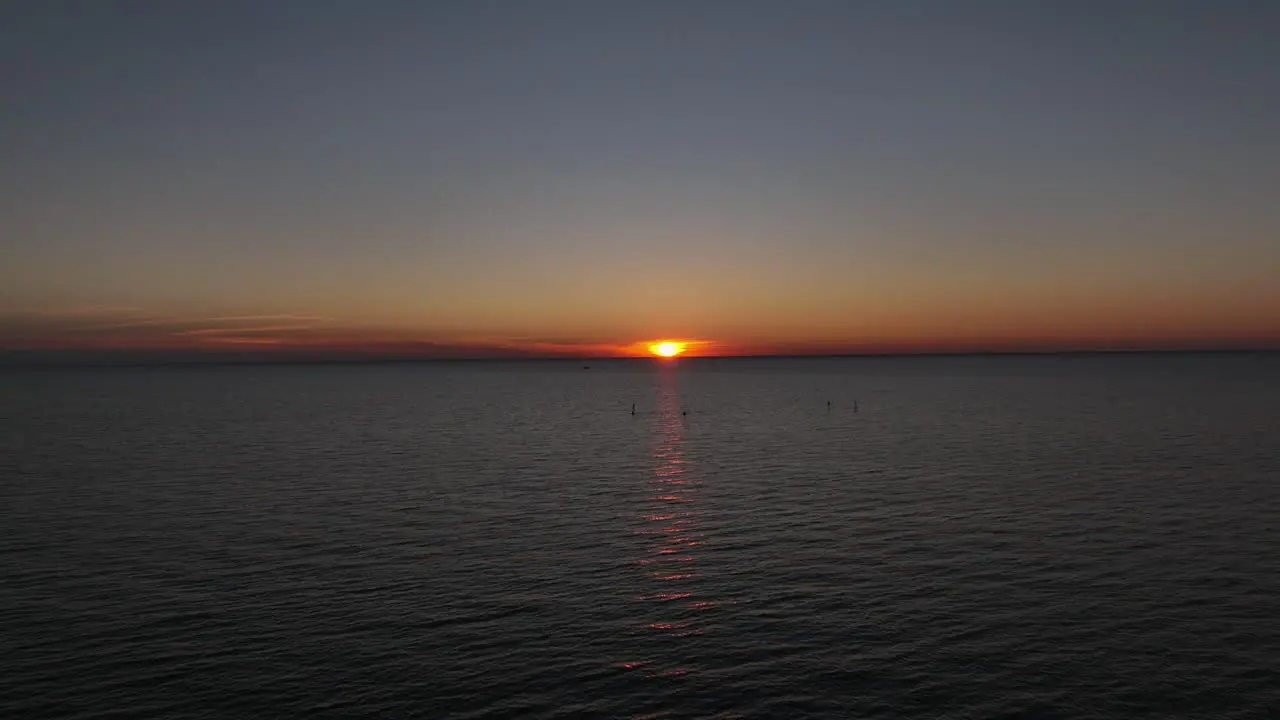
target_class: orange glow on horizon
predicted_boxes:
[6,305,1280,359]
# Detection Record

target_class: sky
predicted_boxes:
[2,0,1278,358]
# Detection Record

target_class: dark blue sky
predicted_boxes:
[3,1,1278,353]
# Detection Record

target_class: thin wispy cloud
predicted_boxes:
[0,305,339,351]
[198,315,329,324]
[201,336,287,345]
[174,325,320,337]
[88,314,330,332]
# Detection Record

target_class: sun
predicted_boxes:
[651,341,683,358]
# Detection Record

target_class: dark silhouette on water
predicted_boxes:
[631,403,635,415]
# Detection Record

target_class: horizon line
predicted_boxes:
[2,346,1278,369]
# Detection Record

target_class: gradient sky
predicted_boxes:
[3,0,1278,356]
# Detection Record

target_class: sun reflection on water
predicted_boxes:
[621,369,731,683]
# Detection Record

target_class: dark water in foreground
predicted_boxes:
[2,355,1278,719]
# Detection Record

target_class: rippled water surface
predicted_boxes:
[3,355,1278,718]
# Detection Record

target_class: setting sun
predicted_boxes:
[651,341,683,358]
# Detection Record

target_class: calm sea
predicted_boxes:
[2,355,1277,718]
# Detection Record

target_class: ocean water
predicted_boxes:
[2,355,1278,719]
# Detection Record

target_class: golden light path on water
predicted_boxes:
[624,366,731,684]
